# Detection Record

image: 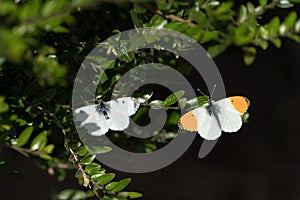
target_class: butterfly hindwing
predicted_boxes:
[74,104,109,136]
[193,106,222,140]
[205,112,223,140]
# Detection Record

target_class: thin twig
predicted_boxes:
[10,145,44,156]
[139,2,197,27]
[28,103,103,200]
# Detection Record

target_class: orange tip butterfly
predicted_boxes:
[178,96,250,140]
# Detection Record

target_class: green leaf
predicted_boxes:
[75,146,88,156]
[32,88,56,104]
[85,163,101,175]
[256,40,269,50]
[130,9,143,28]
[102,196,112,200]
[117,191,128,198]
[0,1,17,16]
[88,146,112,154]
[259,0,268,6]
[270,38,282,48]
[178,98,187,109]
[242,112,250,123]
[94,173,115,185]
[214,1,233,19]
[231,19,257,46]
[163,90,185,106]
[277,1,294,8]
[207,1,220,7]
[167,112,181,125]
[265,17,280,36]
[106,178,131,192]
[43,144,55,154]
[57,189,87,200]
[199,31,219,43]
[19,0,41,21]
[16,126,34,147]
[295,19,300,32]
[237,5,247,24]
[0,96,9,114]
[134,90,153,103]
[280,11,297,34]
[105,181,118,191]
[39,153,53,160]
[148,14,167,28]
[165,22,189,33]
[30,131,48,151]
[80,154,95,165]
[243,46,257,65]
[41,0,66,17]
[186,96,209,108]
[188,10,208,28]
[258,26,269,40]
[128,192,143,199]
[207,43,227,58]
[149,100,164,109]
[185,26,203,41]
[246,2,255,13]
[288,34,300,42]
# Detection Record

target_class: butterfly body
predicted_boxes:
[179,96,250,140]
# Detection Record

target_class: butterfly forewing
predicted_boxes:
[214,98,244,132]
[102,97,140,131]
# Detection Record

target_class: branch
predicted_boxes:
[10,145,44,156]
[29,104,104,200]
[139,2,197,27]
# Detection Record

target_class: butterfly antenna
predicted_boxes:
[197,88,206,96]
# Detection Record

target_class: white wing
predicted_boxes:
[74,105,109,136]
[205,114,222,140]
[104,97,139,131]
[114,97,140,116]
[213,98,242,133]
[193,106,222,140]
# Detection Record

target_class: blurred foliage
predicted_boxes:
[0,0,299,199]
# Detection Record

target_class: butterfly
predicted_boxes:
[74,97,140,136]
[178,96,250,140]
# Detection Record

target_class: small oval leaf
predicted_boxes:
[106,178,131,192]
[163,90,185,106]
[30,131,48,151]
[80,154,95,165]
[85,163,101,175]
[75,146,88,156]
[128,192,143,199]
[94,173,115,185]
[57,189,87,200]
[17,126,34,147]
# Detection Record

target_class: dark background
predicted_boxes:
[1,3,300,200]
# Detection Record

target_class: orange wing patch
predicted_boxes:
[178,111,198,131]
[228,96,250,114]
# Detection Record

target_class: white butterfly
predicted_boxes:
[74,97,140,136]
[178,96,250,140]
